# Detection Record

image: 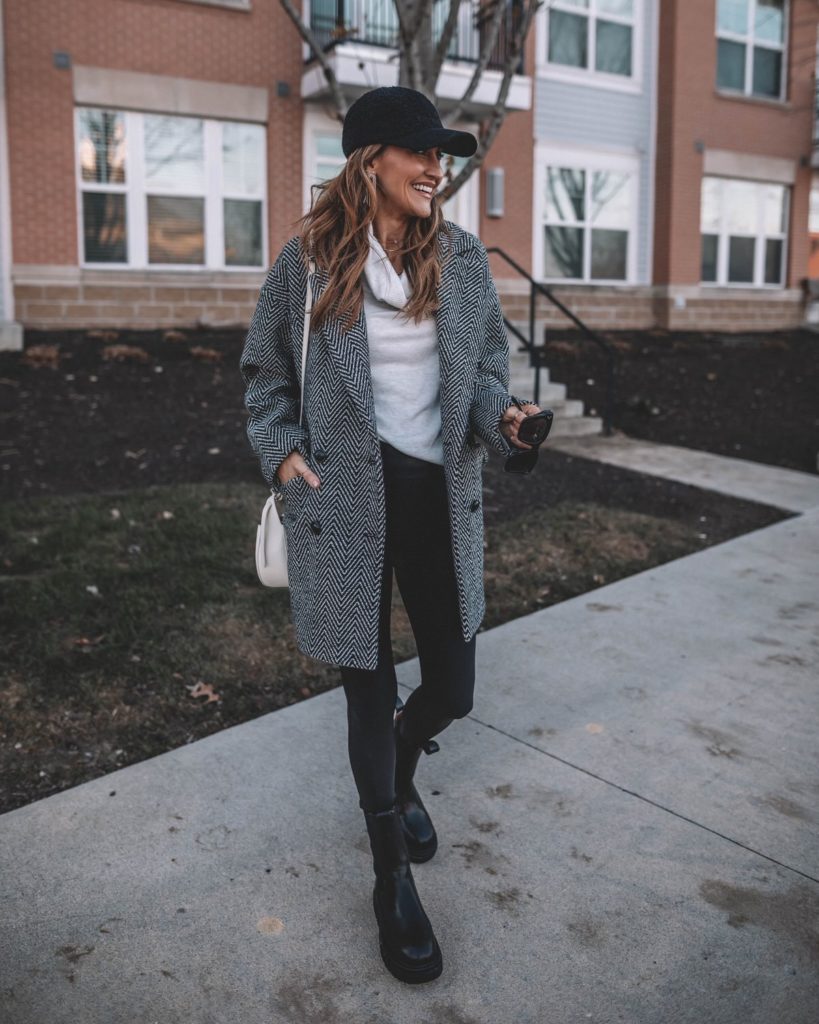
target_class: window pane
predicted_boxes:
[728,235,755,281]
[82,192,127,262]
[754,0,784,44]
[144,115,205,192]
[764,238,783,284]
[598,0,633,16]
[763,183,787,234]
[717,0,749,35]
[224,199,262,266]
[223,123,264,196]
[546,167,585,222]
[701,177,722,231]
[315,162,341,183]
[595,20,632,75]
[701,234,718,281]
[549,10,588,68]
[752,46,782,97]
[544,226,583,277]
[591,170,630,227]
[591,228,627,279]
[78,109,126,185]
[717,39,746,90]
[316,134,345,158]
[725,179,759,233]
[147,195,205,264]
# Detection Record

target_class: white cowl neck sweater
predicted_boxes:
[361,222,444,466]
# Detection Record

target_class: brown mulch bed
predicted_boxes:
[1,325,817,500]
[531,326,819,474]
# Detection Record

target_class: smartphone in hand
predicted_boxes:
[517,409,553,447]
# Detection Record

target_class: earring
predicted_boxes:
[364,171,376,207]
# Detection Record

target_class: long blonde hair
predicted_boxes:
[294,144,453,333]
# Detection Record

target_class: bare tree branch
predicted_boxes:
[446,0,508,123]
[429,0,464,87]
[440,0,543,202]
[279,0,348,120]
[396,0,437,92]
[279,0,547,196]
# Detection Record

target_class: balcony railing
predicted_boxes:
[307,0,525,74]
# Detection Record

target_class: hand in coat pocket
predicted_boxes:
[278,450,321,488]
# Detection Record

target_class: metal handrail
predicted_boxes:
[486,246,618,436]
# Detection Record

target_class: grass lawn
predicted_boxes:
[0,468,785,815]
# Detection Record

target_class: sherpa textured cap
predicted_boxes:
[341,86,478,159]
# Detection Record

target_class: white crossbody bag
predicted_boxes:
[254,257,314,588]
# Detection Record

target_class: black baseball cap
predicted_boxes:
[341,86,478,159]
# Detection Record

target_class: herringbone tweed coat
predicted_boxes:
[240,219,532,671]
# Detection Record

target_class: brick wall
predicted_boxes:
[654,0,815,289]
[480,21,536,280]
[4,0,304,322]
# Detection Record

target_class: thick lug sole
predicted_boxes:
[401,817,438,863]
[373,890,443,984]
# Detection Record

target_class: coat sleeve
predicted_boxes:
[468,245,535,457]
[239,241,310,494]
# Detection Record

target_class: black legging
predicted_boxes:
[339,439,477,814]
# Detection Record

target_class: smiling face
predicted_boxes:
[366,144,445,221]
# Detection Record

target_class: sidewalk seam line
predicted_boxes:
[466,714,819,886]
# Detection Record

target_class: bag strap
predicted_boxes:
[299,255,314,428]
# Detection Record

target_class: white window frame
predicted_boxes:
[700,175,789,289]
[536,0,644,95]
[533,141,640,285]
[75,106,267,271]
[302,106,480,236]
[715,0,789,103]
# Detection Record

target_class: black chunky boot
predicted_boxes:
[362,802,443,984]
[394,696,448,863]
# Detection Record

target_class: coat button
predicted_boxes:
[310,520,322,534]
[314,450,327,462]
[470,499,480,512]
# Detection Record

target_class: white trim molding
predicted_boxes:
[533,139,642,286]
[535,0,645,94]
[0,0,22,349]
[704,148,797,185]
[72,65,269,123]
[74,106,268,272]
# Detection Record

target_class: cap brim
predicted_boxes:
[385,127,478,158]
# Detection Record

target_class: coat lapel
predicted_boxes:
[308,231,475,449]
[311,261,378,445]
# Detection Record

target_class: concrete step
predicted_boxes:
[508,379,567,402]
[548,413,604,437]
[505,395,587,418]
[536,398,586,418]
[508,356,551,384]
[506,330,602,437]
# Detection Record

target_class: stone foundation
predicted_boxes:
[10,268,809,336]
[13,267,266,330]
[497,280,806,334]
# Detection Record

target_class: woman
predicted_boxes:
[240,86,541,984]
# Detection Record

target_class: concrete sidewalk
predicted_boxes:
[1,466,818,1023]
[548,432,819,513]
